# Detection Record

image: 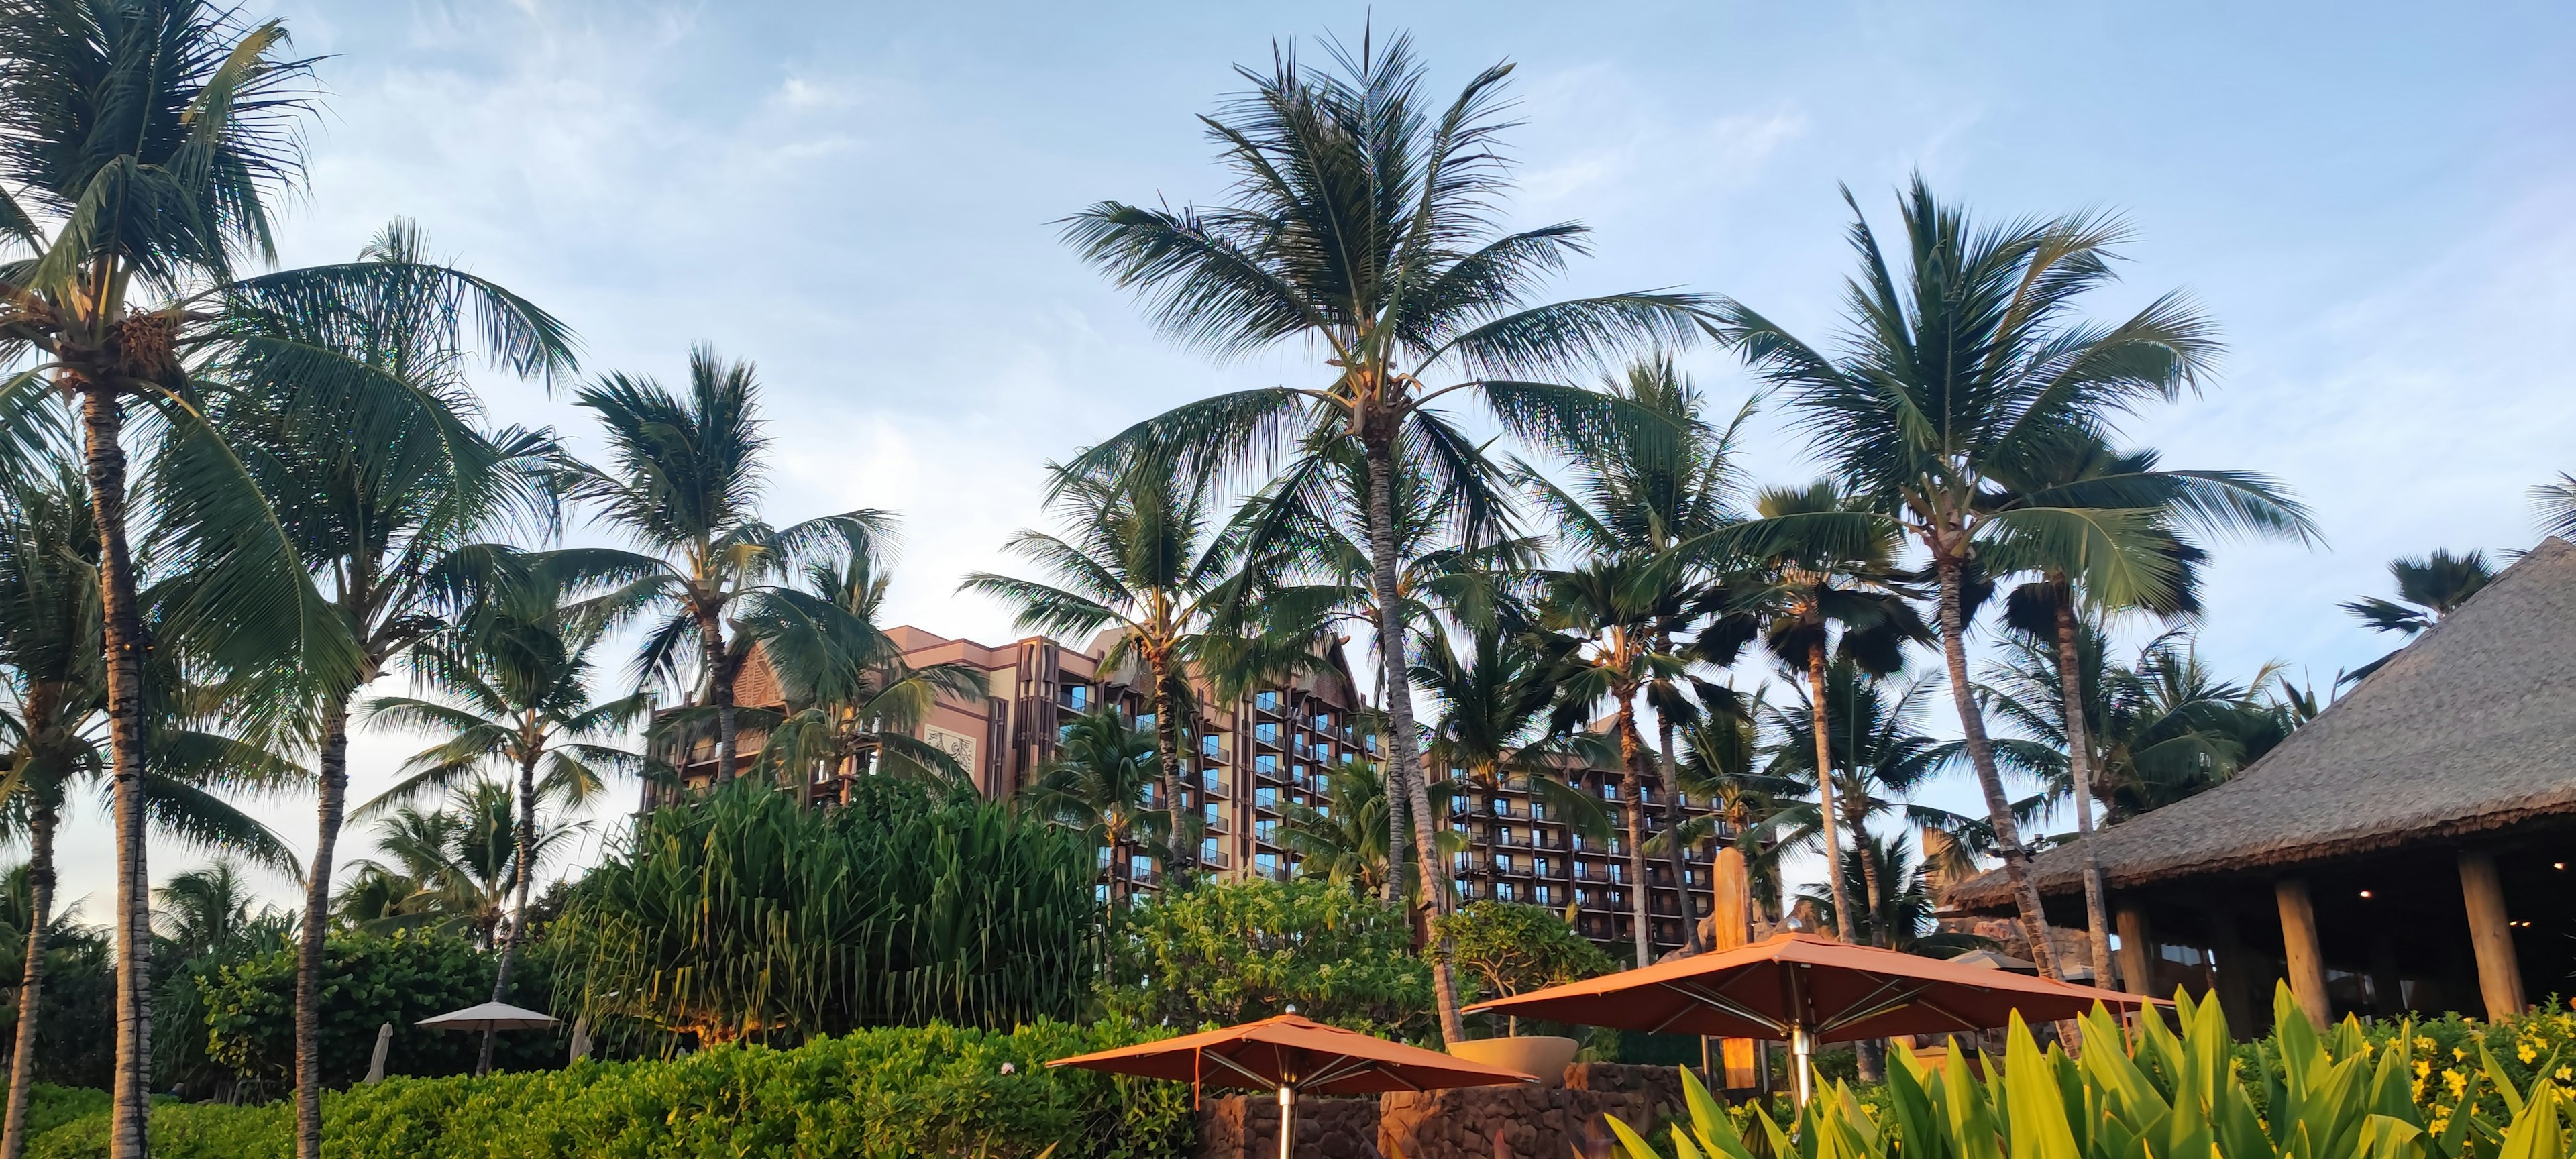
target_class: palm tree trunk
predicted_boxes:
[2053,588,2115,991]
[1,800,57,1159]
[1806,641,1858,944]
[81,381,154,1159]
[1931,555,2059,978]
[1654,713,1701,951]
[1148,660,1189,883]
[297,701,354,1159]
[1360,441,1463,1044]
[700,608,737,782]
[480,747,543,1077]
[1849,804,1886,947]
[1615,708,1653,968]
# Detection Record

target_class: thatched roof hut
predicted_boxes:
[1948,537,2576,1030]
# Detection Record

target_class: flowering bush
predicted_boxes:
[2353,999,2576,1132]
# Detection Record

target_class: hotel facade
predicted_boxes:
[661,624,1737,958]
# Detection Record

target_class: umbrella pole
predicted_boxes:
[1788,1023,1815,1109]
[1277,1085,1297,1159]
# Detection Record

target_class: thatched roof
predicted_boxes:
[1948,537,2576,912]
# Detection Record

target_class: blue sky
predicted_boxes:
[46,1,2576,910]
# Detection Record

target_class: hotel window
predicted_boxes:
[1062,684,1089,710]
[1256,690,1279,712]
[1254,786,1279,809]
[1202,802,1221,825]
[1199,837,1220,863]
[1255,721,1279,745]
[1135,712,1155,732]
[1254,819,1278,843]
[1254,753,1278,777]
[1201,734,1221,757]
[1364,734,1379,753]
[1256,852,1281,876]
[1536,857,1554,877]
[1496,881,1518,901]
[1313,712,1331,731]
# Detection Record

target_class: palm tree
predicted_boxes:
[1412,619,1611,920]
[1277,757,1457,898]
[0,13,576,1148]
[1982,437,2310,991]
[213,221,572,1144]
[1532,557,1693,967]
[564,347,888,786]
[340,781,582,956]
[1980,626,2296,822]
[1707,178,2233,978]
[1021,709,1169,909]
[356,549,646,1075]
[0,456,299,1159]
[2338,549,2496,685]
[152,861,290,964]
[1758,663,1966,950]
[1795,832,1986,958]
[2532,474,2576,541]
[1519,357,1756,950]
[1656,694,1780,941]
[962,457,1266,880]
[1740,480,1930,949]
[746,557,991,802]
[1059,30,1706,1041]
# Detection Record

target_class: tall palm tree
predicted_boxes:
[340,781,580,956]
[0,455,299,1159]
[564,347,888,787]
[151,861,288,964]
[1022,708,1169,909]
[2338,548,2496,685]
[1277,757,1458,898]
[1533,557,1692,967]
[1657,693,1778,940]
[214,221,571,1146]
[1739,480,1930,949]
[1984,438,2310,990]
[1758,663,1964,949]
[1059,30,1705,1040]
[1707,178,2233,978]
[0,13,576,1149]
[747,557,991,802]
[1412,618,1611,919]
[963,457,1268,880]
[1519,357,1756,950]
[356,548,645,1075]
[1236,433,1543,906]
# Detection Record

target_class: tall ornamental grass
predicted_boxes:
[553,777,1100,1045]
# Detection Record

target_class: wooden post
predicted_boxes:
[1710,847,1759,1089]
[2369,932,2406,1017]
[2457,850,2527,1020]
[2206,907,2255,1036]
[2273,877,2330,1030]
[2114,905,2155,997]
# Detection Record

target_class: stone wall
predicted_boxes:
[1378,1064,1681,1159]
[1196,1093,1382,1159]
[1193,1064,1688,1159]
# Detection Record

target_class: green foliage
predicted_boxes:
[2351,1001,2576,1125]
[553,777,1097,1044]
[26,1101,290,1159]
[1104,877,1433,1042]
[193,928,560,1087]
[1609,984,2576,1159]
[0,895,114,1089]
[1435,901,1614,1001]
[0,1084,106,1148]
[21,1021,1184,1159]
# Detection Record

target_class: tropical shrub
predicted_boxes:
[2352,1001,2576,1127]
[553,777,1098,1044]
[20,1019,1185,1159]
[195,928,563,1086]
[0,906,115,1089]
[1435,901,1616,1001]
[0,1084,107,1147]
[1104,877,1434,1042]
[1611,985,2576,1159]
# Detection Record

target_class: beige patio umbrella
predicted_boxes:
[417,1002,559,1075]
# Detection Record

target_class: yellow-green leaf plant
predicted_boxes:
[1609,983,2574,1159]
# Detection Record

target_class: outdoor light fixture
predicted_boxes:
[2359,889,2373,898]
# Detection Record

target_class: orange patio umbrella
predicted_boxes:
[1049,1013,1536,1159]
[1466,931,2159,1105]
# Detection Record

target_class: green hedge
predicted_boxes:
[23,1019,1189,1159]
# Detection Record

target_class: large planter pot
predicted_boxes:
[1448,1035,1579,1088]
